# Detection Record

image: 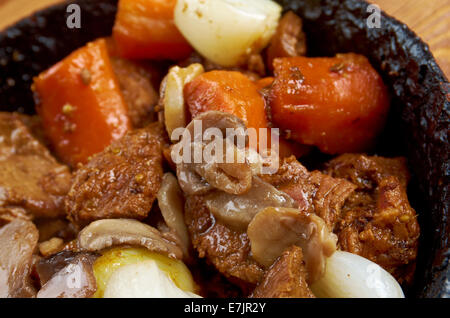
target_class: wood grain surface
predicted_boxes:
[0,0,449,78]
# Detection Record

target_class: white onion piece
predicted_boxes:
[311,251,404,298]
[164,63,204,140]
[103,260,201,298]
[174,0,281,67]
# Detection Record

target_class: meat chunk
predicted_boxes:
[184,155,352,287]
[325,153,410,190]
[260,156,356,230]
[111,57,159,128]
[326,154,419,284]
[266,11,307,70]
[0,113,71,218]
[16,113,48,147]
[185,195,264,285]
[66,123,165,228]
[251,246,315,298]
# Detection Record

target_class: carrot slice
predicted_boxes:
[185,70,269,131]
[184,70,307,158]
[269,54,390,154]
[33,38,131,167]
[255,77,275,90]
[113,0,192,60]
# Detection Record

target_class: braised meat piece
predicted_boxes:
[326,154,420,284]
[185,194,265,285]
[111,58,159,128]
[260,156,356,230]
[266,11,307,70]
[0,112,71,218]
[66,123,165,228]
[16,113,48,147]
[251,246,315,298]
[325,154,410,190]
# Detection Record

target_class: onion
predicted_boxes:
[164,63,204,140]
[92,247,197,298]
[103,260,201,298]
[311,251,405,298]
[174,0,281,67]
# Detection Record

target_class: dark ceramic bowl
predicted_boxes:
[0,0,448,298]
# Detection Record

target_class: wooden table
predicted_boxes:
[0,0,449,78]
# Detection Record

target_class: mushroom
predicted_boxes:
[205,176,298,231]
[173,111,253,195]
[77,219,183,260]
[0,218,39,298]
[247,207,337,283]
[157,173,191,257]
[163,63,205,139]
[36,251,98,298]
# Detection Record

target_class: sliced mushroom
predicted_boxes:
[163,63,205,139]
[77,219,182,259]
[174,111,253,195]
[194,143,253,195]
[184,110,248,140]
[247,207,337,283]
[157,173,190,257]
[36,251,98,298]
[205,177,298,231]
[0,218,39,298]
[176,161,213,195]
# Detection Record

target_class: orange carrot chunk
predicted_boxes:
[269,54,390,154]
[184,70,308,158]
[113,0,192,60]
[33,38,131,167]
[185,70,269,131]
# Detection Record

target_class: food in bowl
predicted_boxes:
[0,0,428,298]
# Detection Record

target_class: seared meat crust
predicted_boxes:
[66,123,165,228]
[184,195,264,285]
[251,246,315,298]
[326,154,419,284]
[0,112,71,218]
